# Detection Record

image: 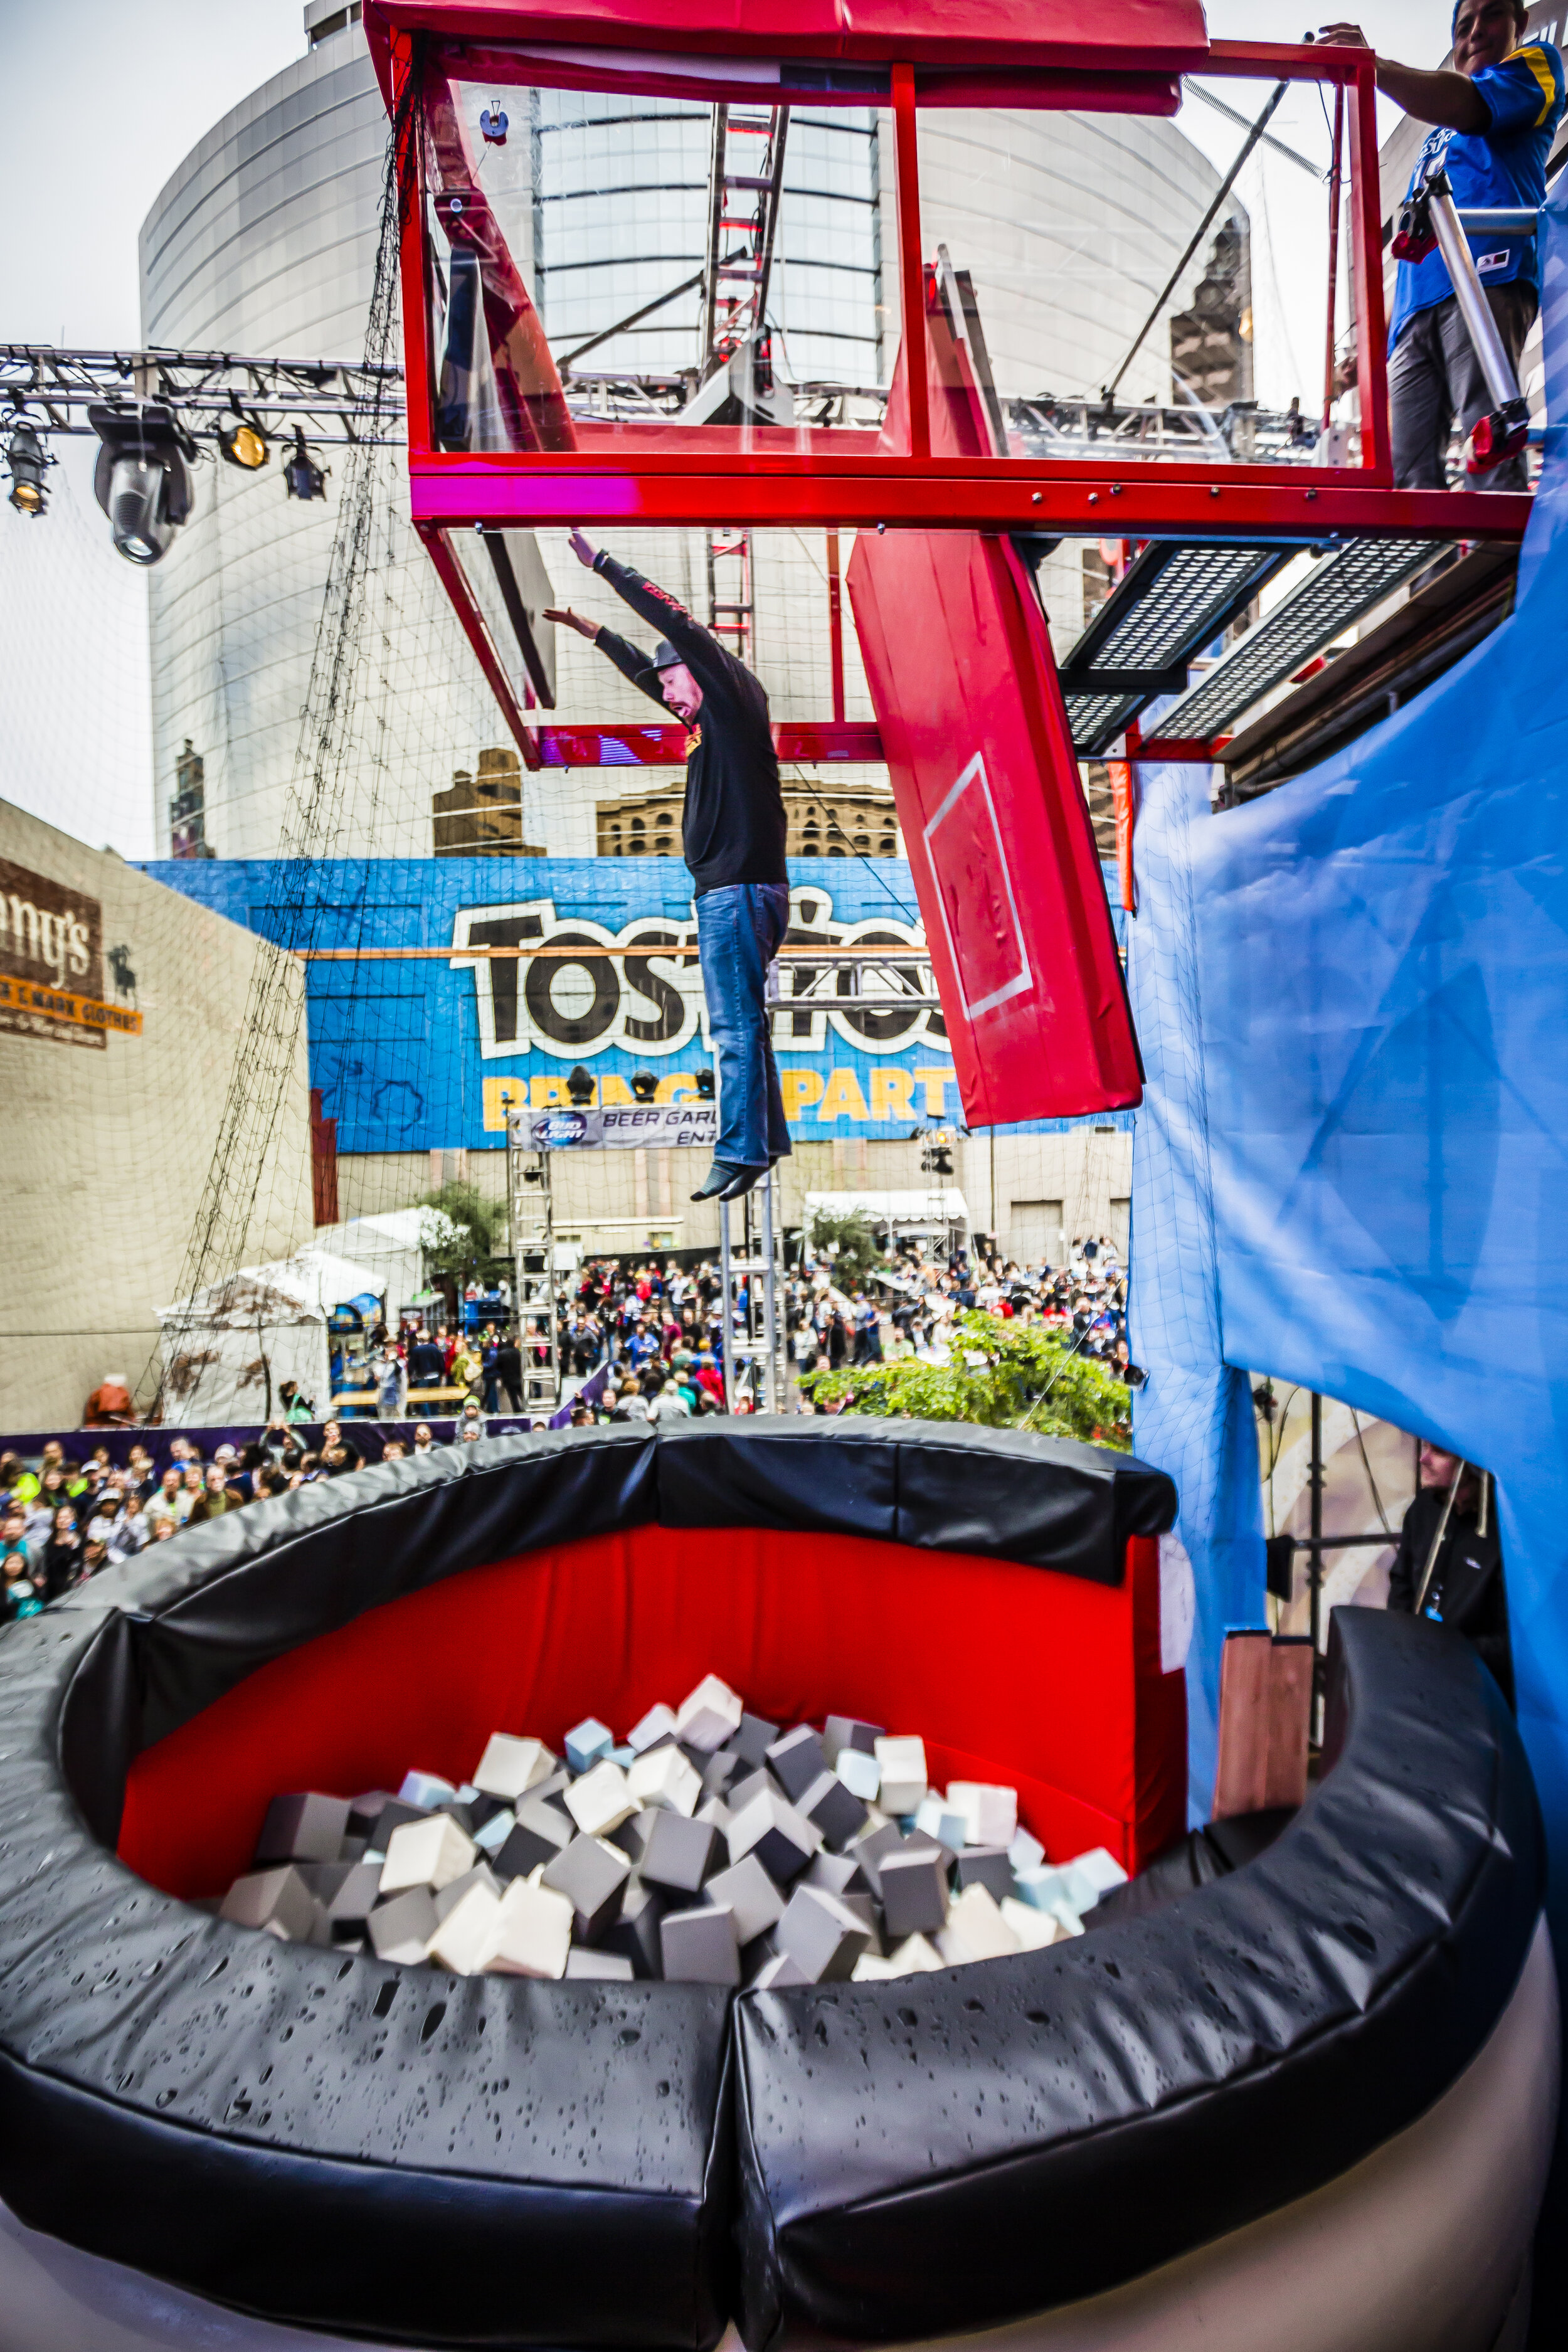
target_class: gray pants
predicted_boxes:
[1389,282,1536,491]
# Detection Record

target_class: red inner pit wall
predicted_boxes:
[117,1523,1185,1902]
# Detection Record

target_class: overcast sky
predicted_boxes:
[0,0,1450,860]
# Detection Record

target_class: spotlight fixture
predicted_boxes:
[5,423,50,517]
[630,1069,659,1103]
[88,403,195,566]
[694,1069,716,1101]
[566,1064,595,1106]
[283,430,329,502]
[218,408,270,470]
[479,98,509,144]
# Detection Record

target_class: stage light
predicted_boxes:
[566,1065,595,1106]
[695,1069,716,1100]
[284,430,329,501]
[631,1069,659,1102]
[6,423,50,517]
[88,403,194,566]
[218,410,270,470]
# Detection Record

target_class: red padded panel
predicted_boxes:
[120,1528,1183,1900]
[847,289,1143,1128]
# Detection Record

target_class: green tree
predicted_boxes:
[803,1308,1133,1449]
[418,1181,506,1292]
[807,1207,885,1286]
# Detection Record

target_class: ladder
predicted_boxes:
[506,1115,561,1410]
[706,526,755,665]
[718,1172,787,1414]
[698,103,790,385]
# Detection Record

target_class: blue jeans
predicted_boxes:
[697,882,792,1168]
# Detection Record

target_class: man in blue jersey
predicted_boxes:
[1322,2,1564,487]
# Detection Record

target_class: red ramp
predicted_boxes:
[847,279,1143,1125]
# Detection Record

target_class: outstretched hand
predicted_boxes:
[543,607,600,641]
[567,527,598,568]
[1316,23,1370,47]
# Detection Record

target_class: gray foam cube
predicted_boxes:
[775,1885,870,1984]
[880,1846,951,1939]
[956,1847,1017,1904]
[348,1790,398,1838]
[660,1902,741,1985]
[255,1793,352,1868]
[822,1715,884,1767]
[565,1948,635,1981]
[806,1850,869,1900]
[839,1890,884,1953]
[766,1725,829,1803]
[326,1860,384,1937]
[726,1712,779,1769]
[639,1808,719,1897]
[434,1862,503,1924]
[751,1949,813,1989]
[603,1880,666,1978]
[847,1820,906,1899]
[799,1770,868,1851]
[494,1797,572,1879]
[704,1853,785,1946]
[366,1798,430,1852]
[728,1787,822,1884]
[221,1866,320,1942]
[366,1885,438,1963]
[294,1862,352,1905]
[542,1835,631,1942]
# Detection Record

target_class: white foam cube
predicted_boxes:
[874,1735,928,1816]
[1012,1863,1071,1912]
[675,1673,744,1753]
[946,1782,1019,1848]
[1008,1826,1045,1875]
[483,1875,574,1978]
[628,1702,679,1754]
[472,1734,554,1803]
[852,1953,901,1981]
[1000,1897,1061,1951]
[914,1794,967,1851]
[428,1882,503,1974]
[474,1808,516,1857]
[1060,1847,1128,1910]
[399,1769,457,1809]
[628,1743,702,1816]
[564,1759,637,1838]
[379,1813,477,1895]
[886,1933,944,1974]
[836,1748,881,1803]
[936,1883,1022,1965]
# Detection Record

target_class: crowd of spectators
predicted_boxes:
[5,1233,1133,1621]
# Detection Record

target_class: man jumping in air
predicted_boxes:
[546,531,789,1202]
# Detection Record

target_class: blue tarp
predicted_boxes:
[1129,174,1568,1902]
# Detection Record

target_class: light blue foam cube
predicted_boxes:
[1012,1863,1073,1913]
[608,1744,637,1768]
[564,1715,615,1775]
[399,1769,457,1809]
[474,1808,516,1856]
[1008,1827,1045,1876]
[914,1793,967,1851]
[835,1747,881,1802]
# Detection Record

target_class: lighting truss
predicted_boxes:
[0,346,406,448]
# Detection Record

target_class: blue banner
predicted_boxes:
[144,856,1131,1156]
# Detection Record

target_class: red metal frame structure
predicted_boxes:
[364,2,1533,549]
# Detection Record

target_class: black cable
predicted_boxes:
[1104,82,1288,402]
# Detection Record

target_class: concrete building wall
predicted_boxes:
[337,1123,1131,1270]
[0,801,314,1431]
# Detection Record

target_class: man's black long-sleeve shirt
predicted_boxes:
[591,553,787,896]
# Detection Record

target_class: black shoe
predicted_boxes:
[719,1163,768,1201]
[691,1161,747,1202]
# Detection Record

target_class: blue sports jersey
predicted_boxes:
[1389,41,1565,349]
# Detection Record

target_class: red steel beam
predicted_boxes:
[419,524,540,765]
[891,64,930,462]
[407,454,1530,541]
[538,721,883,765]
[1348,55,1392,479]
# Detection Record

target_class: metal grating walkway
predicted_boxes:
[1054,538,1294,756]
[1156,537,1440,743]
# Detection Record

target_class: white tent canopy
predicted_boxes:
[803,1189,970,1239]
[156,1247,386,1427]
[310,1210,429,1323]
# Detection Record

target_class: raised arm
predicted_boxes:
[1316,24,1491,131]
[543,597,670,711]
[565,527,734,702]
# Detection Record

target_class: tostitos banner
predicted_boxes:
[144,856,1130,1154]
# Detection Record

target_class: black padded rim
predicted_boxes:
[0,1426,1542,2351]
[730,1606,1544,2346]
